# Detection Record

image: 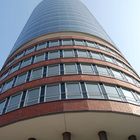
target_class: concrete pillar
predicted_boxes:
[63,132,71,140]
[98,131,108,140]
[28,138,36,140]
[128,135,137,140]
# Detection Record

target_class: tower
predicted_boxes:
[0,0,140,140]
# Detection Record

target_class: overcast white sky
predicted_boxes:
[0,0,140,75]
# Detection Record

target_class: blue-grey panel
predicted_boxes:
[10,0,115,55]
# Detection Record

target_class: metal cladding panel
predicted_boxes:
[11,0,114,54]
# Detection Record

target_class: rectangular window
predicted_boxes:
[104,55,114,63]
[0,71,9,80]
[21,58,32,68]
[65,63,78,74]
[86,41,96,48]
[77,50,89,58]
[2,79,14,92]
[125,74,135,84]
[91,52,102,60]
[49,40,59,47]
[6,93,22,112]
[121,88,136,103]
[48,51,60,60]
[62,39,73,46]
[63,50,75,58]
[30,67,43,81]
[112,69,124,80]
[34,53,45,63]
[0,100,6,115]
[98,44,107,51]
[86,83,104,99]
[104,85,121,101]
[10,63,20,74]
[66,83,82,99]
[116,60,124,68]
[96,66,110,76]
[74,40,85,46]
[45,84,60,101]
[81,64,94,74]
[36,42,46,50]
[16,51,24,60]
[25,47,35,55]
[48,64,60,76]
[15,72,27,86]
[25,88,40,106]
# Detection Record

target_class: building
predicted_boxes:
[0,0,140,140]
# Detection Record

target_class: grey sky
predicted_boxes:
[0,0,140,75]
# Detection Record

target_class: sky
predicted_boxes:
[0,0,140,75]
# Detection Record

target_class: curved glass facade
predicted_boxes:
[10,0,115,55]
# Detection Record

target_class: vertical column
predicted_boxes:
[98,131,108,140]
[128,135,137,140]
[63,132,71,140]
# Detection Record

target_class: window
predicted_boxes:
[10,63,20,74]
[65,64,77,74]
[96,66,110,76]
[16,51,24,60]
[49,40,59,47]
[63,50,75,58]
[6,93,22,112]
[86,41,96,48]
[25,88,40,106]
[98,44,107,51]
[0,100,5,115]
[112,69,123,80]
[48,51,60,59]
[121,88,136,103]
[0,85,2,93]
[21,58,32,68]
[45,84,60,101]
[81,64,94,74]
[30,67,43,80]
[104,85,121,101]
[48,64,59,76]
[2,79,14,92]
[34,53,45,63]
[62,39,73,46]
[25,47,35,55]
[36,43,46,50]
[104,55,114,63]
[66,83,82,99]
[91,52,102,60]
[125,74,135,84]
[77,50,89,58]
[15,72,27,86]
[116,61,124,68]
[86,83,103,99]
[74,40,85,46]
[0,71,9,80]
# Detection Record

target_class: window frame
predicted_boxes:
[0,100,6,115]
[24,87,41,107]
[6,92,23,113]
[45,84,61,102]
[65,82,83,99]
[34,53,45,63]
[47,64,60,77]
[15,72,28,86]
[30,67,44,81]
[85,83,104,99]
[64,63,78,74]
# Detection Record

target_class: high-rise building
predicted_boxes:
[0,0,140,140]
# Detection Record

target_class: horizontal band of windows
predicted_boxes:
[4,38,127,71]
[0,82,140,115]
[0,63,140,94]
[0,49,136,82]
